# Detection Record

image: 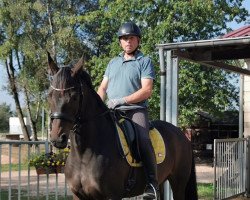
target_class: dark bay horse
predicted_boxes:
[47,54,198,200]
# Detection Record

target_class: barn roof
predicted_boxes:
[156,26,250,75]
[222,25,250,38]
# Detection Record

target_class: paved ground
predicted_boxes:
[0,170,72,196]
[195,163,214,183]
[1,164,214,185]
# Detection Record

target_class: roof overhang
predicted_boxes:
[156,36,250,75]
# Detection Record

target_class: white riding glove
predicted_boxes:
[107,98,126,109]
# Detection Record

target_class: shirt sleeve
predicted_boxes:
[141,57,155,80]
[104,60,112,79]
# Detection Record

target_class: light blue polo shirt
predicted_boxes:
[104,50,155,108]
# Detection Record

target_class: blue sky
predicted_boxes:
[227,0,250,29]
[0,1,250,111]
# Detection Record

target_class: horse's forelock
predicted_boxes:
[53,67,75,89]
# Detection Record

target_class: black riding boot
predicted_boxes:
[140,140,159,200]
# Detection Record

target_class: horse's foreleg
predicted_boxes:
[168,178,187,200]
[110,198,122,200]
[72,193,81,200]
[159,183,164,200]
[72,193,92,200]
[71,188,88,200]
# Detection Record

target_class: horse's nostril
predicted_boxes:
[60,133,67,142]
[50,140,56,146]
[50,134,67,149]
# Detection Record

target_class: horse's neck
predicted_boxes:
[70,116,116,155]
[82,90,109,125]
[72,90,116,152]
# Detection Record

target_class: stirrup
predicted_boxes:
[142,183,157,200]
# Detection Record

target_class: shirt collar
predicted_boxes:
[119,50,144,61]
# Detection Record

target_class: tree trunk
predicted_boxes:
[46,0,57,60]
[5,54,30,141]
[15,50,38,141]
[23,87,38,141]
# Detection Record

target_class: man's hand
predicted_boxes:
[107,98,126,109]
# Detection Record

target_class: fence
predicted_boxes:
[2,138,249,199]
[0,140,72,200]
[214,138,247,199]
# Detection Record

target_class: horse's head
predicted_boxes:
[47,52,85,149]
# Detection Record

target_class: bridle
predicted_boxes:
[50,82,83,124]
[49,81,109,134]
[50,85,75,92]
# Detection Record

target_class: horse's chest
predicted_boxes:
[66,166,103,198]
[67,154,107,197]
[82,174,100,195]
[81,168,99,186]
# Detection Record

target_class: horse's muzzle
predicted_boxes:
[50,132,68,149]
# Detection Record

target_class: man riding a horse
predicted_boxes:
[97,21,158,199]
[48,22,198,200]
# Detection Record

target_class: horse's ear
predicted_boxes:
[72,56,84,77]
[47,51,59,75]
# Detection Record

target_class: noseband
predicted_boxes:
[50,112,75,123]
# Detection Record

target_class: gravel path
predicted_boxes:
[0,164,214,186]
[196,163,214,183]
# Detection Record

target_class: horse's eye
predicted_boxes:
[74,95,80,101]
[71,93,78,101]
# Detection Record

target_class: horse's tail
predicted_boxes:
[185,152,198,200]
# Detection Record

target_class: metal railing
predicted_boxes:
[0,140,72,200]
[3,138,249,199]
[214,138,247,199]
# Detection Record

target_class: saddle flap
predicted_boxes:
[116,124,166,167]
[117,118,139,161]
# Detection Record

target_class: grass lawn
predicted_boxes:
[0,190,70,200]
[198,183,214,199]
[0,163,32,172]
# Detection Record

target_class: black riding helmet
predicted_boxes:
[117,22,141,39]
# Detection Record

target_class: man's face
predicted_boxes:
[119,35,140,54]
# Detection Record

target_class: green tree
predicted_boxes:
[82,0,248,127]
[0,0,37,140]
[0,103,12,132]
[0,0,249,132]
[0,0,94,140]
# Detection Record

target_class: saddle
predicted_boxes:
[113,111,166,167]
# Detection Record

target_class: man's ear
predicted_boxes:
[137,37,141,45]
